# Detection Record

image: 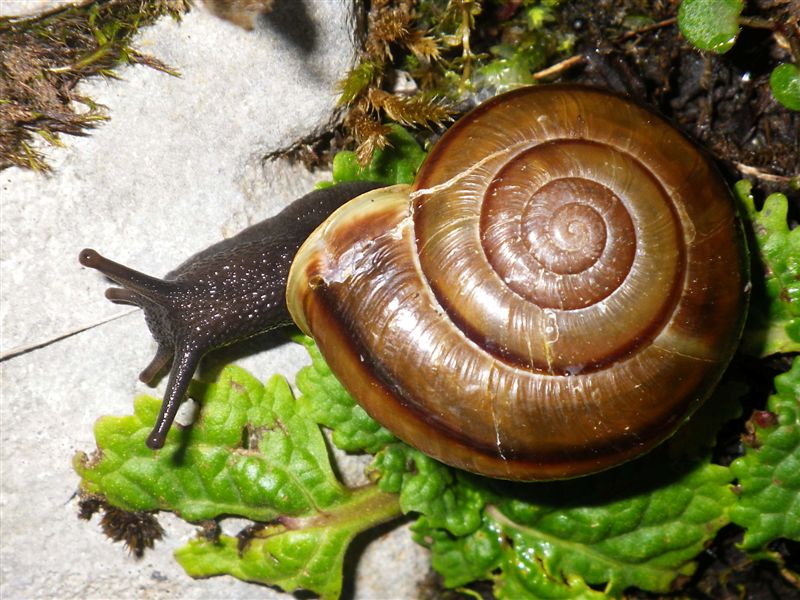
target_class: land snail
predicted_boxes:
[80,85,748,481]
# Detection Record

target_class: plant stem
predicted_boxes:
[738,16,775,30]
[279,484,402,533]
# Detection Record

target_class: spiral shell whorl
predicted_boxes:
[412,91,692,374]
[288,85,747,480]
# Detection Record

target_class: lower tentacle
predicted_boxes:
[146,343,201,449]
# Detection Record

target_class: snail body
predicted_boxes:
[80,180,383,448]
[82,85,747,480]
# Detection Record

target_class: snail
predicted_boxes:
[80,85,747,480]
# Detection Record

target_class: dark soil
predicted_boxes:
[552,0,799,209]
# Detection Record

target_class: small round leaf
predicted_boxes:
[677,0,743,54]
[769,63,800,111]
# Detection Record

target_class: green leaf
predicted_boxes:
[375,444,487,537]
[730,358,800,552]
[176,485,400,600]
[415,513,608,598]
[413,515,507,591]
[75,366,401,598]
[478,38,548,91]
[331,124,427,185]
[677,0,743,54]
[736,181,800,355]
[294,336,397,454]
[526,6,555,30]
[75,369,347,521]
[769,63,800,111]
[496,464,733,595]
[417,453,735,597]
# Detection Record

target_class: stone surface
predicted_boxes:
[0,0,91,18]
[0,3,430,598]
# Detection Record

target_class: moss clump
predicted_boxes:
[337,0,572,165]
[0,0,190,172]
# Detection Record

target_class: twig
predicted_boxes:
[532,55,584,81]
[780,566,800,590]
[738,16,774,30]
[0,309,139,361]
[734,162,797,184]
[616,17,677,42]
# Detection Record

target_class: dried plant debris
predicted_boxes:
[0,0,190,173]
[100,506,165,558]
[78,493,164,557]
[202,0,274,30]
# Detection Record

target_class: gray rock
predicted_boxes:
[0,3,430,598]
[0,0,92,18]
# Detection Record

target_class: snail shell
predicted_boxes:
[287,85,747,480]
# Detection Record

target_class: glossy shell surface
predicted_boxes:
[287,85,747,480]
